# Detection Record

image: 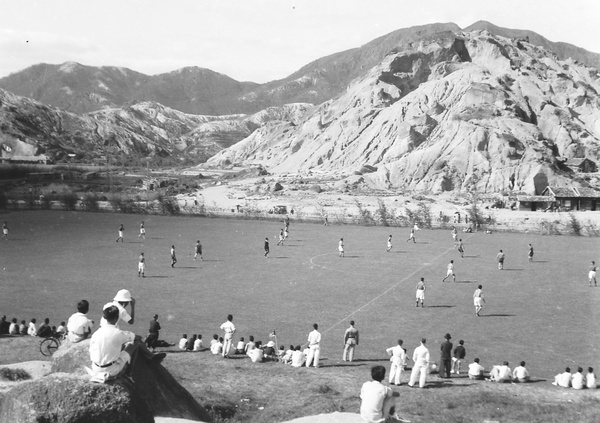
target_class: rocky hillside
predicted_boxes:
[207,29,600,195]
[0,88,311,164]
[2,22,598,117]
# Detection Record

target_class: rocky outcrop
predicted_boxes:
[207,30,600,195]
[0,341,211,422]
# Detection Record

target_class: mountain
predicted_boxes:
[0,87,312,164]
[207,29,600,195]
[1,22,598,117]
[0,62,258,116]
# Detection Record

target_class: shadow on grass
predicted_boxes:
[270,257,289,259]
[503,269,524,271]
[463,255,480,258]
[174,266,198,269]
[455,280,477,284]
[532,260,549,263]
[322,362,367,368]
[145,276,170,278]
[342,255,361,258]
[428,305,455,308]
[480,314,515,317]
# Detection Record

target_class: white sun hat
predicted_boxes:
[113,289,132,302]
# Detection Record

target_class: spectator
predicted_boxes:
[244,336,256,354]
[211,337,224,355]
[586,367,596,389]
[291,345,306,368]
[179,334,188,350]
[553,367,572,388]
[263,341,276,361]
[281,345,294,364]
[360,365,402,423]
[0,315,10,334]
[145,314,161,352]
[67,300,94,343]
[235,337,245,354]
[8,318,18,335]
[27,318,37,336]
[56,321,67,336]
[468,358,485,380]
[248,341,264,362]
[19,320,27,335]
[186,334,197,351]
[572,367,584,389]
[193,335,203,352]
[512,361,530,383]
[451,340,466,375]
[36,318,52,337]
[488,361,512,383]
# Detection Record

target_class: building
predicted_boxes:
[564,158,597,173]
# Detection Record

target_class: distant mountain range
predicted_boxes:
[0,21,598,116]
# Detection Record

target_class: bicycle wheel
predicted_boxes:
[40,338,60,356]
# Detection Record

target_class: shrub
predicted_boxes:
[375,199,391,227]
[158,195,180,216]
[82,194,101,212]
[0,191,7,209]
[568,213,582,236]
[0,367,31,381]
[417,202,433,229]
[60,192,79,211]
[355,200,375,226]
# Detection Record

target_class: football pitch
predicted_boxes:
[0,210,598,379]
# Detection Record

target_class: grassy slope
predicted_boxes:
[0,210,599,422]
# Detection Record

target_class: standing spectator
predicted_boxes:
[138,253,146,277]
[589,261,597,287]
[338,238,345,257]
[496,249,505,270]
[360,365,402,423]
[586,367,596,389]
[170,245,177,268]
[145,314,161,351]
[416,278,426,308]
[408,338,430,388]
[386,339,407,386]
[572,367,584,389]
[306,323,321,368]
[343,320,359,362]
[116,224,124,242]
[27,318,37,336]
[451,340,466,374]
[512,361,530,383]
[468,358,485,380]
[220,314,236,358]
[473,285,485,317]
[553,367,572,387]
[439,333,453,378]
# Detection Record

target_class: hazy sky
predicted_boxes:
[1,0,598,83]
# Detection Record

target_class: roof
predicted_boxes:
[565,158,594,166]
[517,195,553,202]
[541,186,600,199]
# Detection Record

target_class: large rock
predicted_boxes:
[207,30,600,195]
[1,341,211,422]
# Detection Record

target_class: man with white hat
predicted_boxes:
[101,289,136,328]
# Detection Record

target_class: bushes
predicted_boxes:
[157,195,180,216]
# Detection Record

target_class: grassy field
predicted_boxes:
[0,209,599,422]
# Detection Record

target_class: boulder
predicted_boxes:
[0,341,212,422]
[309,184,322,193]
[272,182,284,192]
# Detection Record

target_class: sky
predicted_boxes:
[1,0,599,84]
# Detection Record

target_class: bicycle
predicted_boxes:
[39,333,66,356]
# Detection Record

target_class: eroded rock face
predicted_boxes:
[208,30,600,195]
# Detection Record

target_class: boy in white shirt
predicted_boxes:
[468,358,485,380]
[291,345,306,368]
[211,337,224,355]
[552,367,572,387]
[571,367,584,389]
[512,361,530,382]
[586,367,596,389]
[235,337,245,354]
[178,334,188,350]
[67,300,93,343]
[488,361,512,383]
[193,335,203,352]
[27,318,37,336]
[386,339,407,385]
[360,365,401,423]
[244,336,256,354]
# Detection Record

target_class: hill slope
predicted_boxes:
[207,29,600,195]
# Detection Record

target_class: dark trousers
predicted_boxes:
[441,358,452,378]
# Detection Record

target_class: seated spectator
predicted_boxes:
[193,335,203,352]
[186,334,197,351]
[360,365,402,423]
[37,318,52,337]
[88,305,165,383]
[468,358,485,380]
[488,361,512,383]
[179,334,188,350]
[27,318,37,336]
[553,367,572,388]
[291,345,306,368]
[210,334,218,348]
[67,300,93,343]
[211,337,223,355]
[512,361,530,383]
[281,344,294,364]
[8,318,19,335]
[244,336,256,354]
[56,321,67,336]
[235,337,245,354]
[277,345,286,361]
[19,320,27,335]
[0,315,10,334]
[586,367,596,389]
[572,367,584,389]
[263,341,276,360]
[248,341,264,362]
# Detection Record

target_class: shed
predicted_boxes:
[539,186,600,211]
[564,158,597,173]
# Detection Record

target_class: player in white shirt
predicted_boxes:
[386,235,392,252]
[386,339,407,385]
[473,285,485,316]
[306,323,321,368]
[116,224,124,242]
[2,221,8,240]
[138,253,145,277]
[138,221,146,239]
[338,238,344,257]
[220,314,236,358]
[408,338,430,388]
[442,260,456,282]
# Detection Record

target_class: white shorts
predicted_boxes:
[447,269,454,276]
[589,271,596,279]
[138,263,145,271]
[119,231,124,237]
[2,229,7,235]
[474,297,483,306]
[339,247,344,252]
[416,290,425,300]
[140,229,146,234]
